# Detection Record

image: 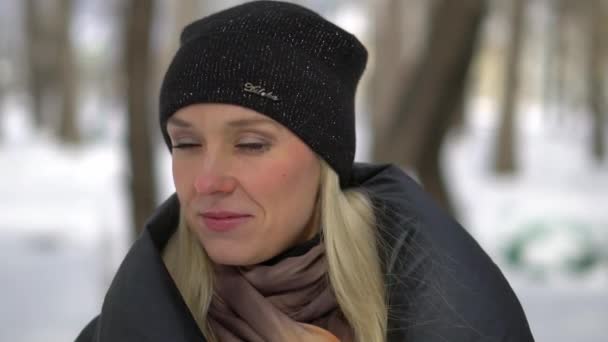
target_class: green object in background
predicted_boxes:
[503,219,604,279]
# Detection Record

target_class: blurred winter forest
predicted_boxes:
[0,0,606,341]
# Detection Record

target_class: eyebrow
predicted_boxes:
[167,116,192,128]
[167,116,280,129]
[226,117,280,129]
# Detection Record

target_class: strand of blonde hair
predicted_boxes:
[319,160,387,342]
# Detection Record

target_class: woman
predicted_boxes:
[76,1,534,341]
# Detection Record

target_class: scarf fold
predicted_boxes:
[208,243,353,342]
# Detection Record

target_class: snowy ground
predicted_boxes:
[445,99,608,341]
[0,96,606,341]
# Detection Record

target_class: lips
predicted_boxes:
[202,211,250,219]
[200,211,253,232]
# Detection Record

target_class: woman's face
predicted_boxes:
[167,103,321,266]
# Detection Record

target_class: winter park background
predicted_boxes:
[0,0,607,341]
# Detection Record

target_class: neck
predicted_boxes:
[260,233,321,266]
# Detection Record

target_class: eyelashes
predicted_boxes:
[172,143,200,149]
[171,142,271,153]
[235,142,270,153]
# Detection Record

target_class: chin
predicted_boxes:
[200,238,263,266]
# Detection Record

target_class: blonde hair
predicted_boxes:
[162,160,387,341]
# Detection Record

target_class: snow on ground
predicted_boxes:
[0,95,606,341]
[0,97,131,342]
[445,98,608,341]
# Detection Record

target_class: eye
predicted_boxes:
[171,137,201,150]
[172,143,201,150]
[235,140,271,153]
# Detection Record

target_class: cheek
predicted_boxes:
[172,159,195,201]
[247,150,319,227]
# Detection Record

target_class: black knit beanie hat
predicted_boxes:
[159,0,368,188]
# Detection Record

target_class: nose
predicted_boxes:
[193,155,238,195]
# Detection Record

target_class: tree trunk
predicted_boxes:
[542,0,556,120]
[380,0,486,214]
[449,85,467,134]
[370,0,405,163]
[371,0,430,163]
[25,0,46,128]
[553,0,569,123]
[494,0,525,174]
[125,0,157,238]
[588,0,605,162]
[57,0,79,144]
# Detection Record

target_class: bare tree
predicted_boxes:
[494,0,525,174]
[373,0,486,214]
[370,0,406,161]
[544,0,566,122]
[587,0,605,162]
[156,0,200,82]
[370,0,430,162]
[25,0,79,142]
[125,0,157,238]
[56,0,79,144]
[25,0,48,128]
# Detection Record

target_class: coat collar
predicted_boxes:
[91,162,534,341]
[94,193,206,341]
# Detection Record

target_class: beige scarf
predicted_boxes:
[208,243,353,342]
